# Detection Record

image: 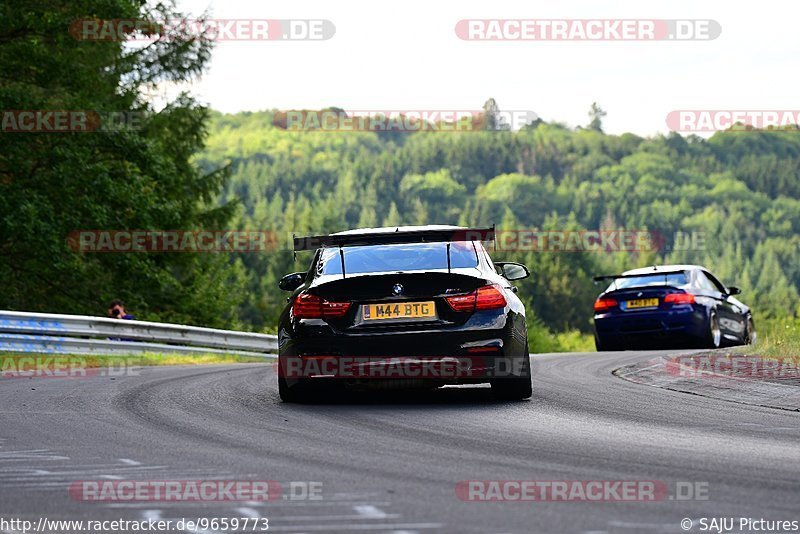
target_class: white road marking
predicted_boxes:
[119,458,141,466]
[0,450,69,461]
[235,507,261,518]
[353,505,389,519]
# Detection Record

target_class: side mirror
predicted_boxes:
[278,272,306,292]
[727,286,741,296]
[495,262,530,281]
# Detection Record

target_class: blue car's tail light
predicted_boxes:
[594,297,618,312]
[664,293,695,305]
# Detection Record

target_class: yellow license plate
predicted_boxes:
[363,301,436,321]
[626,298,659,309]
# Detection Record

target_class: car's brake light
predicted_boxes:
[292,293,322,318]
[322,300,351,317]
[292,293,351,319]
[593,297,618,312]
[664,293,695,305]
[446,284,507,312]
[445,293,475,312]
[476,284,507,310]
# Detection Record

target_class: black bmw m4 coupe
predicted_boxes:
[276,225,532,402]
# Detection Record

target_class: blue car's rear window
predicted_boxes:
[317,241,479,275]
[609,272,688,291]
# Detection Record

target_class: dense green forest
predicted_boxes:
[196,108,800,348]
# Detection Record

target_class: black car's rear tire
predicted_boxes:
[491,344,532,401]
[278,376,304,402]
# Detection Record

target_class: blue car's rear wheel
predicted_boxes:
[704,310,721,349]
[744,315,756,345]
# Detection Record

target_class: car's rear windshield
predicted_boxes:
[317,241,479,276]
[607,271,688,291]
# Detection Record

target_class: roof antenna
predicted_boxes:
[339,244,346,279]
[446,242,452,273]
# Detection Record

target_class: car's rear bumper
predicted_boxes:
[279,310,527,386]
[594,305,707,346]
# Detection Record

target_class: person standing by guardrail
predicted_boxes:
[107,300,136,342]
[107,300,135,320]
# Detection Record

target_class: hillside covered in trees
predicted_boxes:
[196,108,800,348]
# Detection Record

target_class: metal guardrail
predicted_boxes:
[0,310,278,358]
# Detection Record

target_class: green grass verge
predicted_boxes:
[735,317,800,361]
[528,320,595,353]
[0,352,271,370]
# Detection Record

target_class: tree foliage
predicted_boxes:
[0,1,244,326]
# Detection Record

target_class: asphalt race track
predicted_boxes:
[1,351,799,533]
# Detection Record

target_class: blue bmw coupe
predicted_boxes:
[593,265,756,350]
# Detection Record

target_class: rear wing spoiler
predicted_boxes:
[293,226,495,252]
[593,270,689,289]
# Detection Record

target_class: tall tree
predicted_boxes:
[0,1,243,326]
[587,102,607,132]
[482,98,505,131]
